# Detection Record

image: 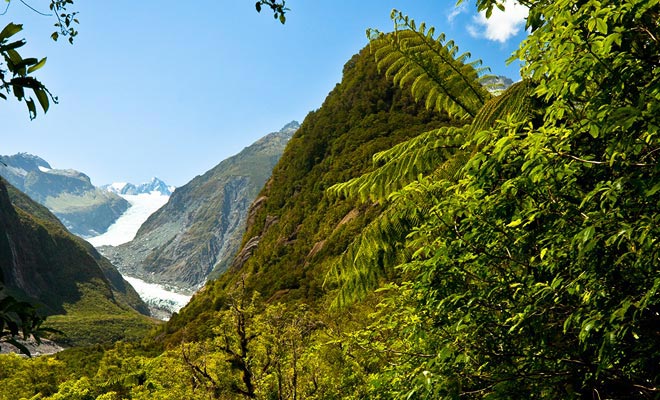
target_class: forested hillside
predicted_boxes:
[161,42,454,342]
[1,0,659,398]
[0,178,154,348]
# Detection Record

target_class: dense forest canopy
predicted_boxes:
[2,0,660,398]
[326,0,660,397]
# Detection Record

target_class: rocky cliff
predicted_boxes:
[100,122,298,292]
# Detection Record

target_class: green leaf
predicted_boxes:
[0,39,26,52]
[34,88,49,113]
[0,23,22,41]
[596,18,608,34]
[645,183,660,197]
[6,49,23,66]
[26,98,36,120]
[27,57,47,74]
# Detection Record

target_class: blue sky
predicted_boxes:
[2,1,528,187]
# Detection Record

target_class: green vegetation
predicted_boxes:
[3,0,660,398]
[44,282,156,347]
[0,0,77,119]
[1,178,154,351]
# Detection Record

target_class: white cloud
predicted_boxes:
[468,0,528,43]
[447,2,469,24]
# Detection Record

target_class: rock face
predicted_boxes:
[100,122,298,293]
[0,153,129,237]
[0,177,149,317]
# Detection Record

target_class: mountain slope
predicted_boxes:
[162,45,457,342]
[0,177,154,346]
[0,153,129,237]
[100,122,298,292]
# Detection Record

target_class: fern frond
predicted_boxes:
[326,178,448,307]
[327,125,470,202]
[325,82,536,307]
[368,11,492,119]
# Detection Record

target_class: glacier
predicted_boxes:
[87,184,191,319]
[122,275,191,318]
[87,191,169,247]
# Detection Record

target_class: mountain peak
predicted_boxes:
[280,120,300,133]
[103,177,174,196]
[0,152,51,174]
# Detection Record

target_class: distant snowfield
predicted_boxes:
[87,192,169,247]
[123,275,191,315]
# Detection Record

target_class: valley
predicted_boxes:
[2,1,659,398]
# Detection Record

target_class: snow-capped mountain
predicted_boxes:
[100,121,297,293]
[102,177,174,196]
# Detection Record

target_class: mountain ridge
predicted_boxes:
[102,177,174,196]
[0,177,154,346]
[100,122,299,293]
[0,153,129,237]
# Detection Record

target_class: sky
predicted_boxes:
[1,0,528,187]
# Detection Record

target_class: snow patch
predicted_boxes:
[87,192,169,247]
[109,182,128,192]
[37,165,52,173]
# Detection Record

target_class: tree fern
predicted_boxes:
[367,10,491,119]
[327,125,469,203]
[326,177,447,306]
[327,16,535,304]
[469,79,533,136]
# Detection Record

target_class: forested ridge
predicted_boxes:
[0,177,154,350]
[2,0,660,398]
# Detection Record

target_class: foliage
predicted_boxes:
[328,1,660,397]
[0,22,54,119]
[367,10,491,119]
[254,0,288,24]
[5,1,660,398]
[0,0,78,118]
[0,353,65,398]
